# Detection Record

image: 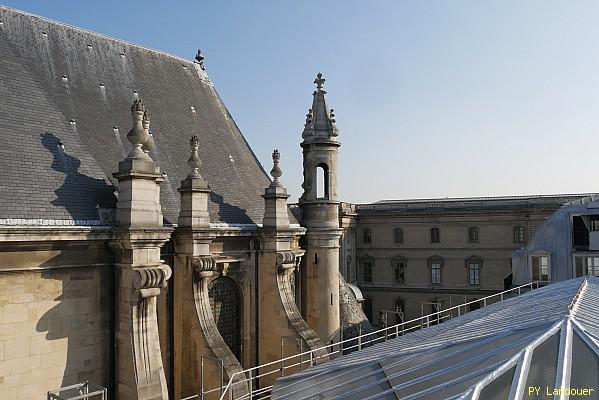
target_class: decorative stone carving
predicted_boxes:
[126,100,151,160]
[193,256,218,273]
[195,49,205,70]
[133,265,172,298]
[270,149,283,188]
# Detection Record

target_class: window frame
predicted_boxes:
[428,257,443,285]
[468,227,479,243]
[430,227,440,244]
[363,228,372,243]
[514,226,526,243]
[391,257,407,284]
[393,227,403,244]
[531,254,550,281]
[362,258,374,283]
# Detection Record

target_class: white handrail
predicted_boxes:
[215,280,547,400]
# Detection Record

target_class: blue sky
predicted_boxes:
[5,1,599,203]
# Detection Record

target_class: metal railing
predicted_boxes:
[184,281,546,400]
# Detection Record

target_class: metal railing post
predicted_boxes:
[280,337,285,377]
[200,356,204,400]
[483,298,487,307]
[248,369,253,399]
[309,350,314,367]
[358,324,362,350]
[220,359,224,398]
[299,340,303,370]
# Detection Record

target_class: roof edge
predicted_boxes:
[0,5,201,66]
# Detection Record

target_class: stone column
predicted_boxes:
[111,100,172,400]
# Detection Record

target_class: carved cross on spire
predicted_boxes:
[314,72,325,91]
[270,149,283,188]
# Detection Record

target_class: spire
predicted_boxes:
[269,149,283,188]
[303,72,338,141]
[127,100,152,160]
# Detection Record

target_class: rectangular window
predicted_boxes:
[392,260,406,284]
[588,257,599,276]
[468,227,479,243]
[394,228,403,244]
[363,228,372,243]
[363,261,373,282]
[468,262,480,285]
[532,256,549,281]
[431,262,441,284]
[514,226,526,243]
[591,217,599,231]
[576,256,584,277]
[430,228,440,244]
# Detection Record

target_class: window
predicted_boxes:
[430,261,441,284]
[316,164,329,199]
[430,228,440,243]
[468,227,479,243]
[591,217,599,231]
[395,298,405,324]
[394,228,403,244]
[363,228,372,243]
[532,256,550,281]
[514,226,526,243]
[468,262,481,285]
[363,261,373,282]
[575,256,599,277]
[392,258,406,284]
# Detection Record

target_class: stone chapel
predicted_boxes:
[0,6,368,400]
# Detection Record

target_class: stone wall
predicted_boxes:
[0,267,111,400]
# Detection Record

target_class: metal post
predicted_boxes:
[500,293,504,301]
[280,337,285,377]
[248,369,253,399]
[395,323,399,338]
[299,340,303,370]
[518,287,521,295]
[358,324,362,350]
[483,298,487,307]
[309,350,314,367]
[220,359,224,398]
[200,356,205,400]
[340,324,344,354]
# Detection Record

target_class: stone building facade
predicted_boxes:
[339,195,593,326]
[0,7,368,400]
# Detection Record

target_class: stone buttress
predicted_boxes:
[257,151,327,388]
[109,101,172,400]
[172,136,248,399]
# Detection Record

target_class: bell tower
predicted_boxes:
[300,73,342,344]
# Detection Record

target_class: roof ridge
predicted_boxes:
[374,193,599,204]
[0,5,200,66]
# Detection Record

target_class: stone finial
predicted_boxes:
[187,135,202,178]
[305,109,313,127]
[195,49,205,71]
[314,72,326,92]
[270,149,283,187]
[127,100,151,159]
[141,111,154,153]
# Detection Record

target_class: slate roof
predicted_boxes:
[356,194,598,216]
[272,276,599,400]
[0,6,278,226]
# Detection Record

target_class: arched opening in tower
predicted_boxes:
[316,164,329,199]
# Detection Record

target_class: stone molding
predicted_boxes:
[133,264,172,298]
